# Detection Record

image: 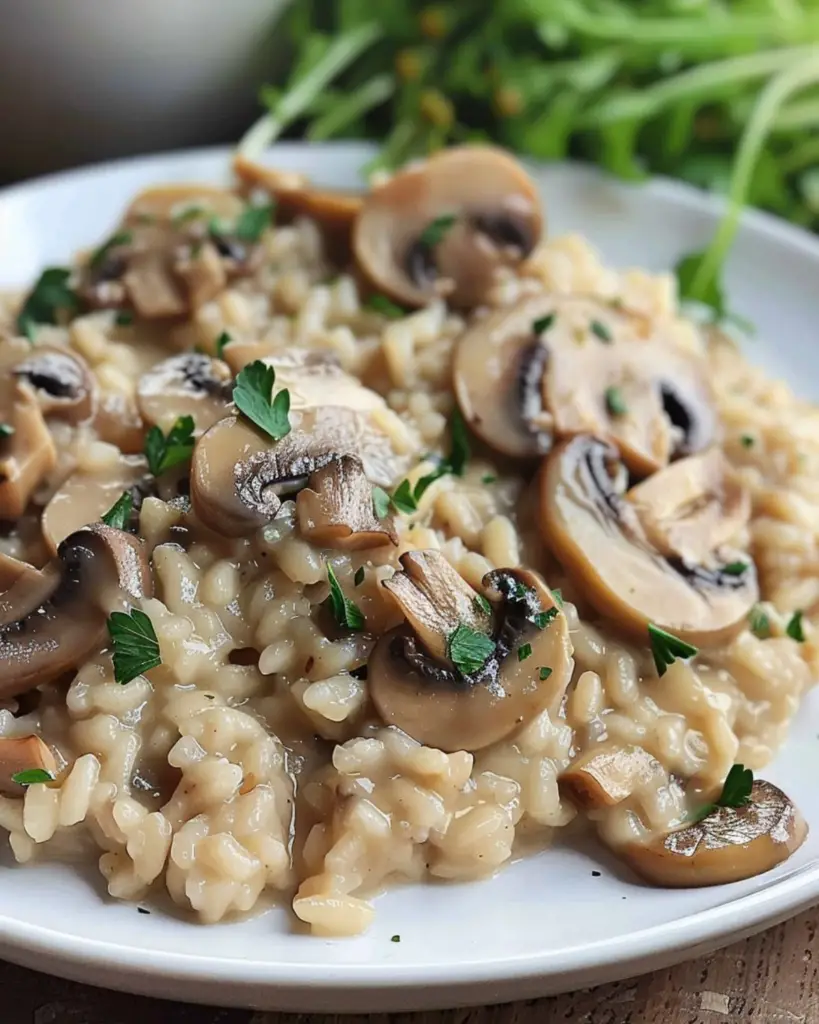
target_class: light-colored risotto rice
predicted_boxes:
[0,146,813,935]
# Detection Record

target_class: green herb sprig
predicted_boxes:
[233,360,291,441]
[648,623,698,677]
[144,415,196,476]
[12,768,54,786]
[326,562,365,631]
[448,622,495,676]
[107,609,162,685]
[688,764,754,823]
[100,491,133,530]
[16,268,80,339]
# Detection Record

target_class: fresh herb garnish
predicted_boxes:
[786,609,805,642]
[648,623,698,676]
[12,768,54,786]
[535,607,559,630]
[390,409,471,513]
[172,205,205,225]
[419,214,456,248]
[688,763,755,823]
[326,562,365,631]
[107,609,161,685]
[372,485,392,520]
[517,642,532,662]
[390,934,401,943]
[533,313,555,335]
[722,561,748,576]
[448,622,495,676]
[749,605,771,639]
[391,479,418,515]
[740,434,755,449]
[16,267,79,339]
[604,386,627,417]
[234,201,275,243]
[354,566,366,587]
[473,594,491,616]
[215,330,232,359]
[447,407,470,477]
[366,294,407,319]
[100,491,133,530]
[551,589,564,608]
[144,415,195,476]
[590,319,612,343]
[481,473,497,484]
[89,230,132,270]
[233,360,291,442]
[115,310,134,327]
[0,424,15,438]
[539,666,553,681]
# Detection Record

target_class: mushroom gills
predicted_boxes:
[14,347,95,423]
[621,780,808,887]
[137,352,233,433]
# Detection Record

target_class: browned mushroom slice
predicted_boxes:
[539,435,758,646]
[93,389,146,456]
[123,251,188,319]
[41,454,149,552]
[369,557,573,752]
[622,780,807,887]
[124,184,245,226]
[0,383,57,518]
[354,146,543,309]
[137,353,233,433]
[0,736,57,794]
[626,448,749,565]
[0,523,152,698]
[14,347,95,423]
[561,745,662,810]
[296,455,397,551]
[0,554,58,627]
[173,241,228,310]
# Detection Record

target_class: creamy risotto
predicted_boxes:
[0,146,812,936]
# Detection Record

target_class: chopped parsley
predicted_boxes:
[390,934,401,943]
[473,594,491,616]
[604,386,627,417]
[551,588,564,608]
[481,473,497,484]
[740,434,755,449]
[144,415,196,476]
[447,407,470,477]
[11,768,54,786]
[215,330,232,359]
[749,605,771,639]
[419,213,456,248]
[0,424,15,438]
[366,293,407,319]
[448,623,495,676]
[689,764,754,823]
[722,561,748,576]
[354,566,366,587]
[234,201,275,242]
[391,479,418,515]
[372,485,392,520]
[89,230,133,270]
[535,607,559,630]
[326,562,365,631]
[107,608,161,685]
[539,666,552,681]
[533,313,555,335]
[115,310,134,327]
[648,623,698,677]
[517,642,532,662]
[233,360,291,442]
[100,491,133,530]
[390,409,471,513]
[590,319,612,343]
[16,267,80,339]
[786,610,805,642]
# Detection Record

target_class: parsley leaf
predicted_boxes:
[533,313,555,335]
[216,331,232,359]
[115,310,134,327]
[539,666,552,681]
[551,589,564,608]
[366,294,407,319]
[717,763,754,808]
[144,415,196,476]
[786,610,805,642]
[749,605,771,639]
[234,201,275,242]
[107,609,161,685]
[100,491,133,530]
[740,434,755,449]
[391,934,401,943]
[590,319,612,343]
[12,768,54,786]
[233,360,291,441]
[447,407,470,477]
[473,594,491,616]
[518,642,532,661]
[372,485,392,520]
[391,479,418,515]
[535,607,559,629]
[326,562,365,631]
[354,566,365,587]
[0,424,15,438]
[89,230,132,270]
[172,204,205,225]
[675,250,725,321]
[16,267,80,338]
[448,622,495,676]
[648,623,698,677]
[481,473,497,484]
[419,214,456,248]
[605,386,627,416]
[722,561,748,576]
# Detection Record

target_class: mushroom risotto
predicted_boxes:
[0,145,813,936]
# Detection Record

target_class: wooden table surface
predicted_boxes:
[4,908,818,1024]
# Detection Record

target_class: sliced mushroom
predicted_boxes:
[123,250,188,319]
[296,455,397,550]
[561,745,663,810]
[539,434,758,646]
[0,383,58,518]
[0,523,152,697]
[354,146,543,309]
[14,347,95,423]
[622,780,807,887]
[369,554,573,752]
[136,352,233,433]
[41,454,149,552]
[0,736,57,794]
[0,554,58,627]
[453,293,716,470]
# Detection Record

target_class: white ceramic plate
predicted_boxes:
[1,142,819,1014]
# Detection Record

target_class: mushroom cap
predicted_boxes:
[14,347,95,424]
[453,293,716,469]
[539,434,758,646]
[0,523,152,698]
[136,352,233,433]
[124,183,245,226]
[0,735,57,794]
[0,382,58,519]
[41,454,149,553]
[369,558,574,752]
[622,780,808,887]
[560,744,663,810]
[354,146,543,309]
